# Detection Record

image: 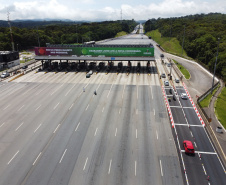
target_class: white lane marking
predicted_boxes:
[136,109,138,115]
[83,157,88,170]
[174,123,203,127]
[69,103,74,110]
[50,84,64,96]
[75,122,80,132]
[0,122,5,128]
[194,141,197,148]
[151,86,153,99]
[65,84,76,96]
[59,149,67,163]
[108,159,112,174]
[160,160,163,176]
[202,164,207,175]
[94,128,98,136]
[18,105,24,111]
[115,128,117,136]
[154,109,155,115]
[7,150,19,165]
[33,152,42,165]
[102,107,105,113]
[136,129,138,139]
[190,131,193,137]
[85,104,89,111]
[96,82,101,91]
[119,108,121,114]
[156,130,158,140]
[34,124,42,133]
[181,150,217,155]
[3,104,10,110]
[53,124,61,133]
[135,161,137,176]
[122,85,125,99]
[54,102,60,110]
[107,83,113,98]
[35,105,41,111]
[137,86,138,99]
[35,89,44,95]
[15,122,24,131]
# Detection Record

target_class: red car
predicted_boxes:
[183,140,195,154]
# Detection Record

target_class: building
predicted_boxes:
[0,51,20,70]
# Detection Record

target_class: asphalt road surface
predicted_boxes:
[0,59,183,185]
[0,27,225,185]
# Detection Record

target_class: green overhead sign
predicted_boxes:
[35,46,154,57]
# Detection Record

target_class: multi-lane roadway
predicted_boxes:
[0,25,225,185]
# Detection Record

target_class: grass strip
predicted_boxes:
[199,85,219,108]
[172,59,190,79]
[146,30,188,57]
[215,87,226,129]
[115,31,127,37]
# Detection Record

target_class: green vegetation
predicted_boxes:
[144,13,226,81]
[199,85,219,108]
[215,87,226,128]
[0,20,137,50]
[115,31,127,37]
[173,59,190,79]
[146,30,188,57]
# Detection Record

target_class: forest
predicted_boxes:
[0,20,136,51]
[144,13,226,81]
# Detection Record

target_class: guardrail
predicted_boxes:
[196,103,226,168]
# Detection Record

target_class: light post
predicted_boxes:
[211,38,220,94]
[181,25,185,56]
[76,24,78,44]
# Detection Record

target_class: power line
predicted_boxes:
[7,11,15,51]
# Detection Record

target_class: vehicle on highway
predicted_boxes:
[175,78,180,83]
[22,65,28,69]
[167,63,171,67]
[183,140,195,154]
[181,93,188,99]
[88,70,93,75]
[1,71,10,78]
[161,73,166,78]
[86,73,90,78]
[160,54,164,58]
[164,80,169,86]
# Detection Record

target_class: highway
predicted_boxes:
[0,24,225,185]
[0,57,183,185]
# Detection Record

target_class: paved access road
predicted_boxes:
[0,59,183,185]
[158,57,226,185]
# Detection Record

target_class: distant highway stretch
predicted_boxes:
[0,25,225,185]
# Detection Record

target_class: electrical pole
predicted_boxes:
[181,25,185,56]
[76,24,78,44]
[120,9,122,23]
[211,38,220,94]
[7,11,15,51]
[36,27,40,47]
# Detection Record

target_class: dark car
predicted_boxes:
[160,54,164,58]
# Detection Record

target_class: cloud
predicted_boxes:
[0,0,225,20]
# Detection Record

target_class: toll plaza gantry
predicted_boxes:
[34,43,155,73]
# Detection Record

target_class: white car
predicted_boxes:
[175,78,180,83]
[1,72,10,78]
[164,80,169,86]
[181,93,188,99]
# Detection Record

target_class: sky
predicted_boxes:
[0,0,226,21]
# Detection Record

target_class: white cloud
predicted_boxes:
[0,0,225,20]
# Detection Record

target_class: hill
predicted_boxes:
[145,13,226,81]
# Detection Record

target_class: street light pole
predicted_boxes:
[211,38,220,94]
[181,25,185,56]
